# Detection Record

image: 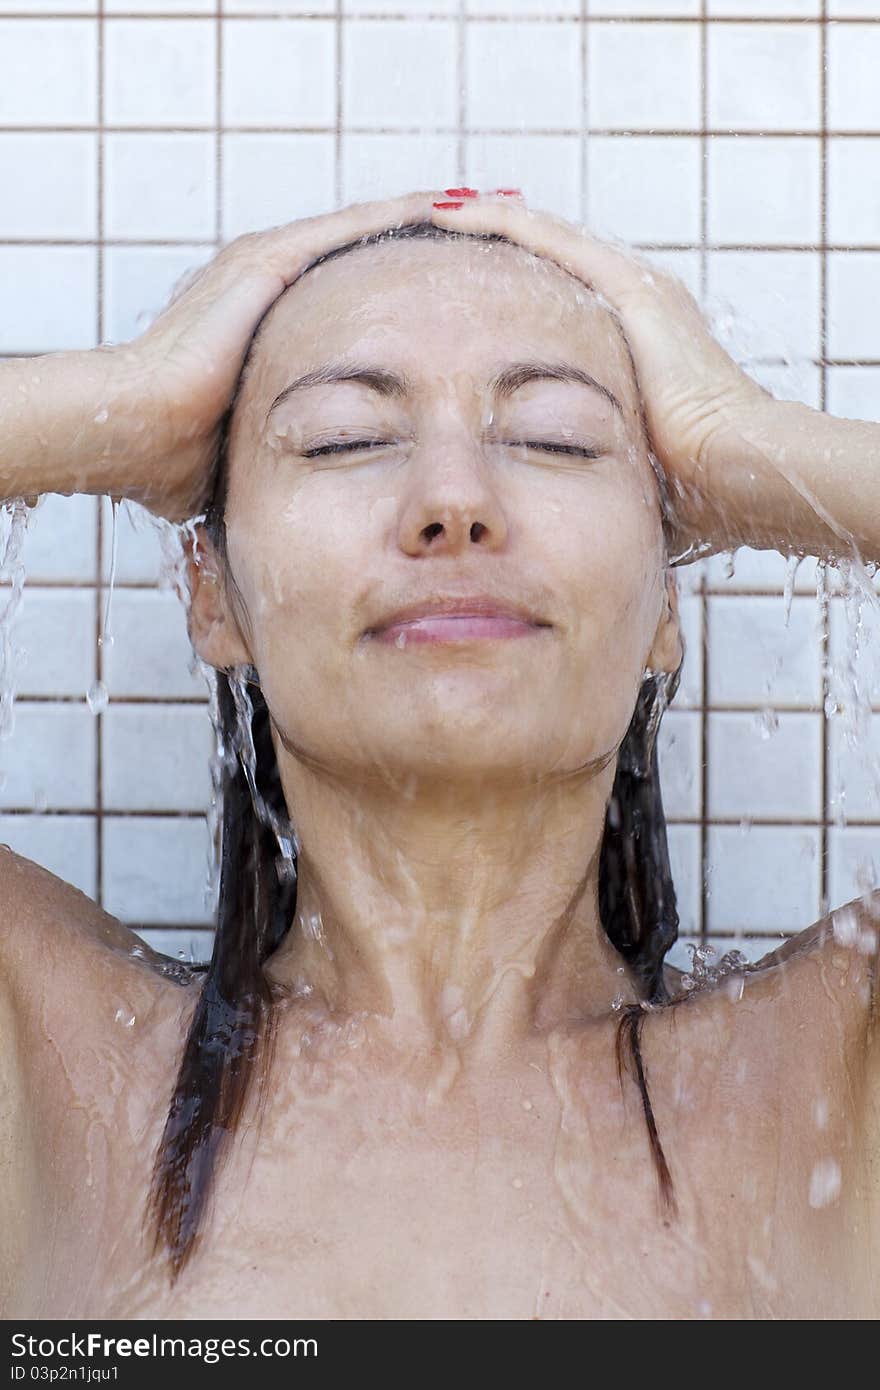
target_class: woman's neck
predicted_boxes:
[263,757,638,1070]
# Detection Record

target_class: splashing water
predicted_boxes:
[0,497,36,741]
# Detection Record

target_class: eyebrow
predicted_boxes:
[265,359,624,421]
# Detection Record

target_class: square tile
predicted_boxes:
[104,19,216,127]
[0,703,96,812]
[591,1,699,12]
[707,0,819,12]
[223,19,336,128]
[826,826,880,910]
[103,245,214,346]
[705,824,821,932]
[0,248,97,354]
[587,137,701,245]
[706,251,821,362]
[828,713,880,823]
[828,24,880,131]
[743,361,822,410]
[0,815,96,899]
[826,367,880,423]
[642,249,702,299]
[16,494,98,584]
[344,21,458,130]
[466,22,582,131]
[105,134,215,241]
[707,24,820,131]
[102,815,214,925]
[221,134,336,240]
[707,138,820,246]
[103,704,214,812]
[827,253,880,361]
[9,588,96,698]
[465,0,578,13]
[707,594,823,706]
[465,135,582,222]
[657,708,702,820]
[707,710,822,820]
[827,139,880,247]
[99,497,171,586]
[0,134,97,239]
[667,823,701,935]
[341,133,459,205]
[0,1,96,9]
[587,23,701,131]
[106,0,213,10]
[828,594,880,711]
[101,588,207,699]
[0,20,97,126]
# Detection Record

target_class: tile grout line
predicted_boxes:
[819,0,830,919]
[334,0,343,207]
[95,0,104,909]
[216,0,223,243]
[580,0,589,225]
[457,0,465,184]
[698,0,709,946]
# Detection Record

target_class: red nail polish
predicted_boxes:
[493,188,523,197]
[444,187,478,198]
[433,200,464,209]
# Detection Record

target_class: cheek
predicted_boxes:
[225,478,367,672]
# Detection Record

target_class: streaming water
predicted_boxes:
[0,497,35,743]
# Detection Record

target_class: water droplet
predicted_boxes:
[808,1157,841,1209]
[86,679,108,714]
[512,1176,523,1190]
[94,408,109,425]
[521,1099,533,1112]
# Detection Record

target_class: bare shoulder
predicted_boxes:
[0,842,198,1015]
[661,895,878,1068]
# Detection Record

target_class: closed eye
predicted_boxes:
[302,439,604,459]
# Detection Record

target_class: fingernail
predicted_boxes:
[444,187,479,198]
[493,188,523,197]
[433,200,464,209]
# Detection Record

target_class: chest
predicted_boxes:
[16,1004,869,1320]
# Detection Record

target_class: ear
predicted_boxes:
[182,524,254,672]
[645,569,684,676]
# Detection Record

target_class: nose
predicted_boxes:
[396,429,509,556]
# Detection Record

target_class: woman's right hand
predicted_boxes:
[113,191,441,524]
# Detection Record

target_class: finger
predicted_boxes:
[148,190,444,354]
[229,189,442,287]
[429,197,653,308]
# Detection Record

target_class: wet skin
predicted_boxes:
[1,234,878,1318]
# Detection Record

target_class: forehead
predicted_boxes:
[246,234,638,411]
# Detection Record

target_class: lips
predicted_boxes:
[365,595,551,644]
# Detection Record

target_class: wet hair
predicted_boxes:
[146,221,686,1281]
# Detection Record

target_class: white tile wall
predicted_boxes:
[1,6,880,966]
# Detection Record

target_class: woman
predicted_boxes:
[0,189,877,1320]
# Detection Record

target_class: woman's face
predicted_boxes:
[191,233,682,792]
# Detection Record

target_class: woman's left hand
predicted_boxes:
[430,195,774,560]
